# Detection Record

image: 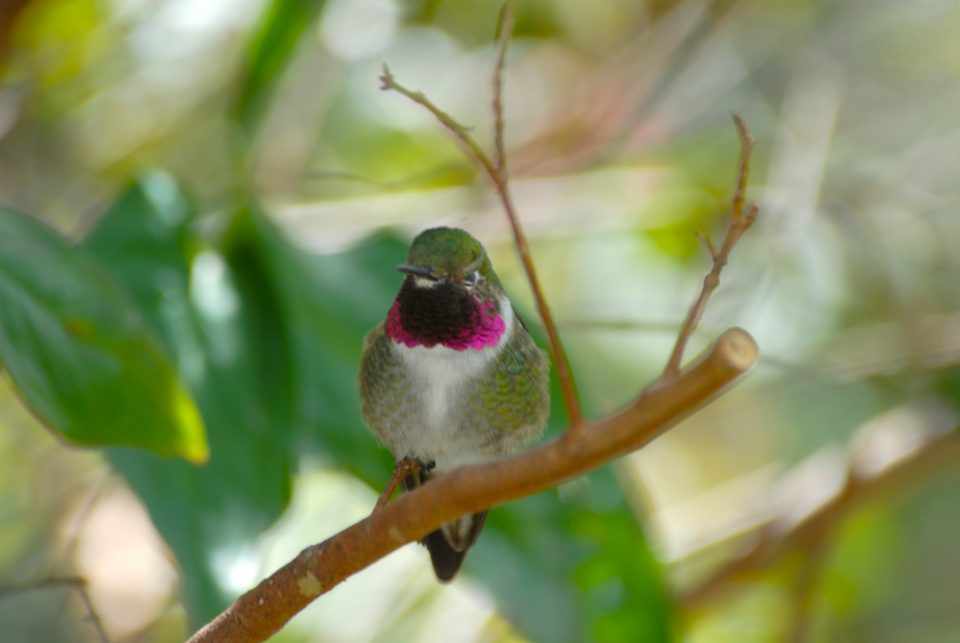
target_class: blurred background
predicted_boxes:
[1,0,959,641]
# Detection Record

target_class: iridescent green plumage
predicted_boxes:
[403,227,502,288]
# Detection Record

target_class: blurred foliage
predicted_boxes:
[0,202,206,461]
[234,0,328,139]
[1,0,960,642]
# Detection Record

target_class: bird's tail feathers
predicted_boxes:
[403,464,487,581]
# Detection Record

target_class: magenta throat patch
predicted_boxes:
[385,297,506,350]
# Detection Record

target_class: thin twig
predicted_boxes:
[380,11,584,427]
[497,173,583,426]
[0,575,85,598]
[730,114,755,223]
[379,66,493,176]
[661,115,758,380]
[60,472,112,564]
[74,582,111,643]
[0,576,110,643]
[491,0,514,175]
[696,231,718,260]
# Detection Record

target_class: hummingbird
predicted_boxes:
[359,226,550,581]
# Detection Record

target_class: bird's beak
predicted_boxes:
[397,263,436,279]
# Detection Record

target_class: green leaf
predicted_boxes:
[474,471,672,642]
[233,0,327,138]
[0,203,207,462]
[568,471,674,642]
[84,178,298,621]
[82,177,400,624]
[247,215,401,484]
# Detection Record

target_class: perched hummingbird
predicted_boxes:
[359,227,550,581]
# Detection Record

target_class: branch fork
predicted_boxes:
[661,114,759,381]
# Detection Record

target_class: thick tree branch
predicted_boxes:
[380,4,583,426]
[188,328,758,643]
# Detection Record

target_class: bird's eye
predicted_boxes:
[463,271,481,287]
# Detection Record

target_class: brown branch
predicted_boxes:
[380,13,584,427]
[188,328,759,643]
[678,422,960,609]
[0,576,110,643]
[661,115,758,380]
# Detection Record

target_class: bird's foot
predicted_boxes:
[373,457,423,511]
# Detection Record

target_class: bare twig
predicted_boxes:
[74,582,111,643]
[379,66,492,174]
[696,231,718,260]
[661,115,758,380]
[491,0,514,174]
[678,423,960,609]
[380,8,584,427]
[60,472,112,564]
[188,328,759,643]
[0,576,110,643]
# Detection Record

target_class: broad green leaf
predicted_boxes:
[82,177,398,623]
[0,204,206,462]
[247,213,399,484]
[233,0,327,138]
[568,471,674,642]
[84,178,297,621]
[474,477,672,643]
